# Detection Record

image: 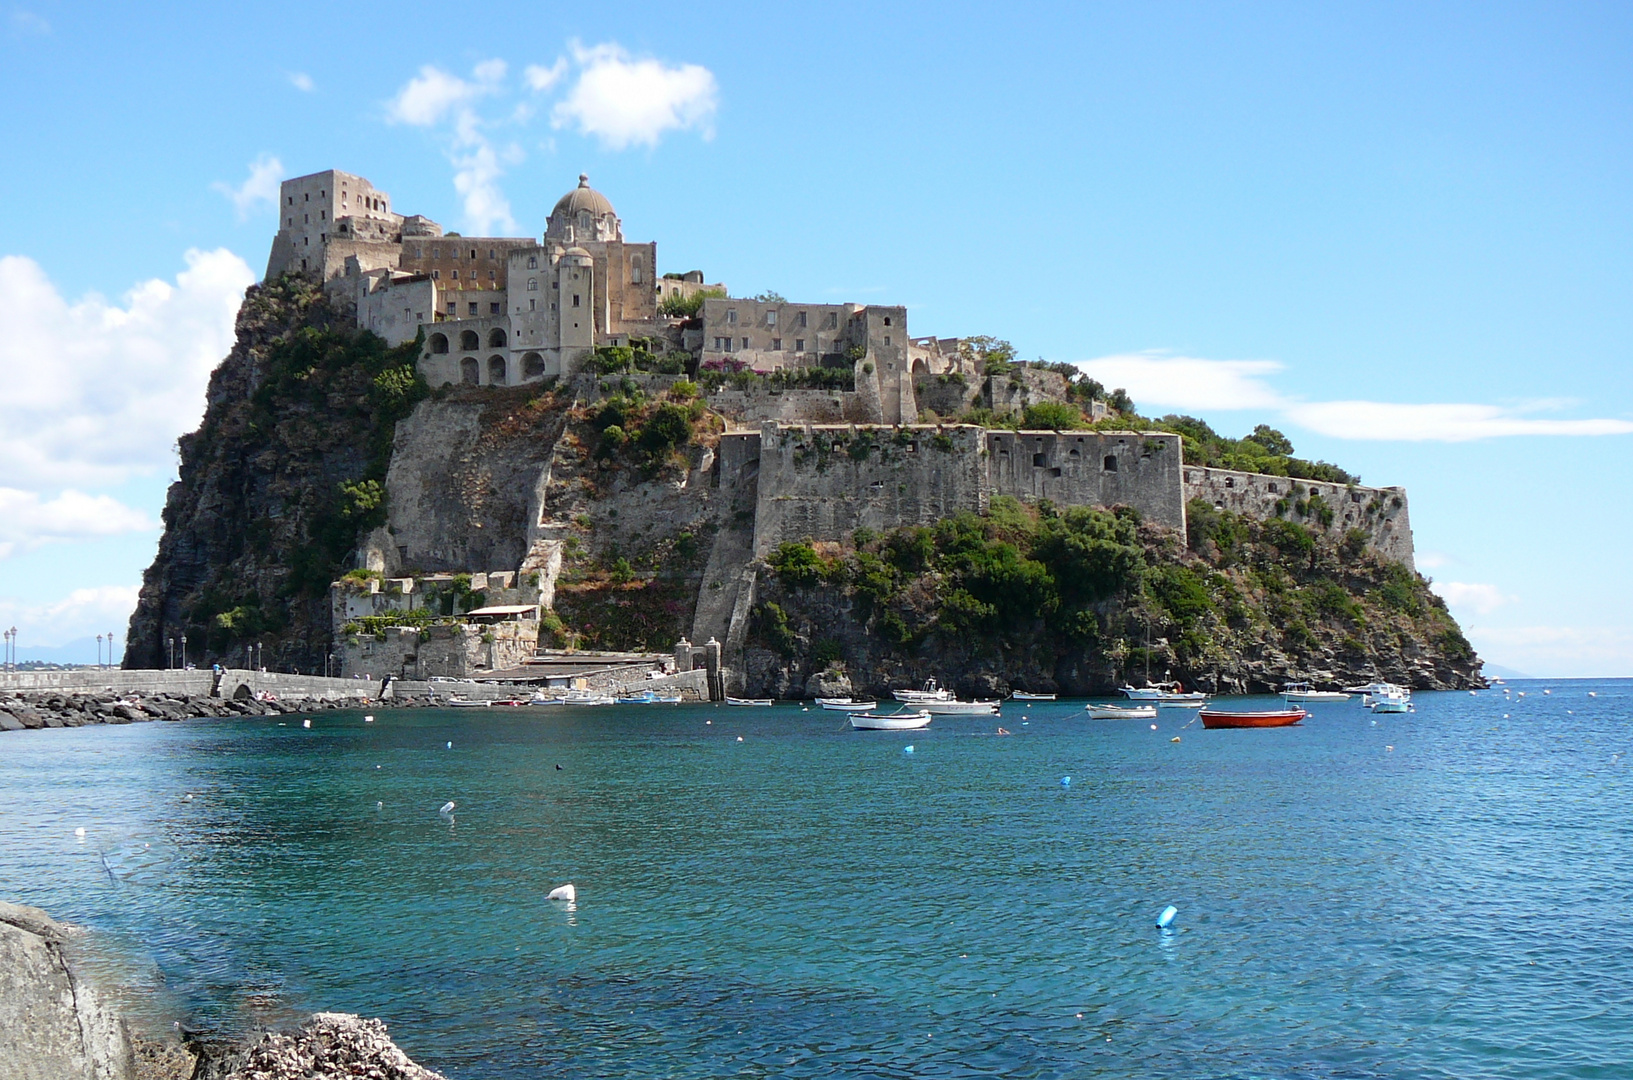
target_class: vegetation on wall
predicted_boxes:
[749,496,1474,691]
[657,287,726,319]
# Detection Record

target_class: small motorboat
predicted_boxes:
[1369,691,1413,714]
[616,690,682,704]
[892,678,955,703]
[1281,681,1351,702]
[1086,703,1157,719]
[849,710,932,731]
[819,699,879,712]
[1199,706,1308,729]
[1155,698,1206,709]
[922,698,1001,715]
[1118,682,1175,700]
[725,696,774,706]
[1010,691,1056,701]
[444,697,491,708]
[533,691,615,706]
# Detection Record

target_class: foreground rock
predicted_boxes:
[0,902,134,1080]
[195,1014,444,1080]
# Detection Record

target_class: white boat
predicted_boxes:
[1086,703,1157,719]
[1155,698,1206,709]
[532,690,615,706]
[444,696,491,708]
[849,710,932,730]
[1010,691,1056,701]
[616,690,682,704]
[1344,680,1405,696]
[1369,691,1413,714]
[922,699,1002,715]
[1118,684,1171,700]
[1281,681,1352,702]
[819,699,879,712]
[725,696,773,706]
[892,678,955,703]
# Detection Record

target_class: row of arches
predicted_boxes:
[428,328,507,354]
[456,353,548,386]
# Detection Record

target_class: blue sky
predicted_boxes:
[1,2,1629,674]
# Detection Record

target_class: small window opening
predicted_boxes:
[1103,455,1118,472]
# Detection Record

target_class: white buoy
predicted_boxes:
[446,741,452,749]
[440,801,456,814]
[377,801,383,808]
[183,793,194,801]
[736,736,744,742]
[1156,905,1178,929]
[302,719,311,728]
[903,745,914,754]
[1149,724,1158,731]
[365,714,375,722]
[1061,776,1071,787]
[548,883,576,902]
[1589,692,1598,697]
[74,827,86,838]
[1543,690,1551,695]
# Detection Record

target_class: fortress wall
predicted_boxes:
[751,423,988,555]
[986,431,1187,530]
[1184,467,1414,568]
[704,389,871,426]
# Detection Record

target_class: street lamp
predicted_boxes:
[97,634,104,670]
[245,644,252,671]
[167,637,175,671]
[180,633,187,670]
[108,631,115,670]
[256,641,263,672]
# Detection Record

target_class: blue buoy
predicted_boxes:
[1156,905,1178,929]
[904,745,915,754]
[1060,776,1071,787]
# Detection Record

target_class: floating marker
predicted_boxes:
[1589,692,1598,697]
[736,736,744,742]
[1386,745,1394,752]
[1171,736,1181,743]
[365,714,375,722]
[302,719,311,728]
[555,764,563,770]
[1544,690,1551,695]
[1503,714,1509,719]
[1156,905,1178,929]
[1060,776,1071,787]
[440,801,456,814]
[74,827,86,838]
[377,801,383,808]
[376,764,382,769]
[903,745,914,754]
[547,883,576,902]
[446,741,452,749]
[1150,724,1158,731]
[705,720,712,725]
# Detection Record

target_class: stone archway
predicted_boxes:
[461,357,480,385]
[487,355,507,385]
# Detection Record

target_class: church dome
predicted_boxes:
[551,174,615,221]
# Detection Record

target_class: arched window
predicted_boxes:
[488,327,507,348]
[429,333,449,355]
[577,210,592,233]
[460,329,480,350]
[522,352,545,379]
[1103,455,1118,472]
[488,355,506,385]
[527,277,538,291]
[527,255,538,270]
[460,357,479,385]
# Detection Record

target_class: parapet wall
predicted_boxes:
[1183,467,1415,568]
[986,430,1186,530]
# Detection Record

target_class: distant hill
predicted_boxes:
[15,638,119,666]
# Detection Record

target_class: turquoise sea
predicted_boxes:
[2,681,1630,1078]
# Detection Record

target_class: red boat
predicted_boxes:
[1199,706,1308,729]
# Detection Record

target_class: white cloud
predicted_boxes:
[386,61,504,127]
[1071,352,1633,442]
[1466,624,1633,678]
[552,42,718,150]
[1414,550,1451,570]
[525,58,568,92]
[0,248,255,489]
[9,9,48,34]
[1284,400,1633,442]
[1073,353,1284,412]
[0,489,153,560]
[1431,581,1515,616]
[211,154,284,220]
[0,585,141,651]
[288,71,315,92]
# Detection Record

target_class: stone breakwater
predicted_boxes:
[0,691,376,732]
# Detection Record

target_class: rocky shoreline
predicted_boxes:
[0,901,444,1080]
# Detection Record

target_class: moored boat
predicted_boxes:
[616,690,682,704]
[1281,681,1352,702]
[444,696,491,708]
[1010,691,1056,701]
[1199,706,1308,729]
[892,678,955,703]
[849,709,933,730]
[1086,703,1158,719]
[725,696,774,706]
[922,699,1001,715]
[819,699,879,712]
[1369,691,1413,714]
[1155,698,1206,709]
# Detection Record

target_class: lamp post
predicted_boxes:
[256,642,263,672]
[180,633,187,671]
[108,631,115,670]
[167,637,174,671]
[4,627,13,672]
[245,644,252,671]
[97,635,104,670]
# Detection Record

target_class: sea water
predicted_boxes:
[1,681,1630,1079]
